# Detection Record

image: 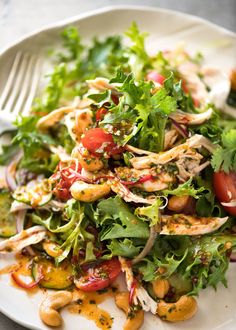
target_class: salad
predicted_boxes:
[0,23,236,329]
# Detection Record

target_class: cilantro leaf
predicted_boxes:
[211,129,236,172]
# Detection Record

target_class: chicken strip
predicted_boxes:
[130,134,216,169]
[0,226,47,253]
[115,167,174,192]
[160,214,228,235]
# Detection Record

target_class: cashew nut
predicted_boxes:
[42,241,62,258]
[115,292,144,330]
[167,195,190,212]
[39,291,73,327]
[79,155,104,172]
[156,295,197,322]
[152,279,170,299]
[72,146,104,172]
[70,181,111,202]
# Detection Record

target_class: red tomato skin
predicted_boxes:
[96,107,108,121]
[213,171,236,216]
[146,71,165,85]
[75,258,121,292]
[81,128,123,156]
[76,276,110,292]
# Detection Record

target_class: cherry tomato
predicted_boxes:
[81,128,123,155]
[75,258,121,292]
[146,71,165,85]
[213,171,236,216]
[96,107,108,121]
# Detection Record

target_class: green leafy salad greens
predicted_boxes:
[0,23,236,317]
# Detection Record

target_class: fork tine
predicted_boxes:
[0,52,22,110]
[3,53,30,114]
[22,57,42,116]
[12,55,38,116]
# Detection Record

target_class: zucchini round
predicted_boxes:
[0,189,17,238]
[32,258,73,289]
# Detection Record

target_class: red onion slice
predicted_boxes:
[16,210,35,256]
[230,251,236,262]
[221,200,236,207]
[16,210,26,233]
[24,245,36,256]
[5,151,23,191]
[170,118,189,138]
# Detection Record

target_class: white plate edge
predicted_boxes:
[0,5,236,59]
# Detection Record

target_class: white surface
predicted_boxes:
[0,5,236,330]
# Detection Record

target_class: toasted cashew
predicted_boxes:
[167,195,190,212]
[156,295,197,322]
[72,145,104,172]
[115,292,144,330]
[39,291,73,326]
[43,241,62,258]
[70,181,111,202]
[79,155,104,172]
[152,279,170,299]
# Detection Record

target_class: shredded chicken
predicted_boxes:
[49,145,71,162]
[130,134,217,170]
[160,214,228,235]
[0,226,47,253]
[125,144,156,155]
[86,77,117,92]
[109,178,155,204]
[115,167,174,192]
[169,108,213,125]
[37,106,75,131]
[164,129,179,150]
[119,257,158,314]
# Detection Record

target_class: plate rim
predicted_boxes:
[0,4,236,330]
[0,4,235,58]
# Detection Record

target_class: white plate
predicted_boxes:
[0,5,236,330]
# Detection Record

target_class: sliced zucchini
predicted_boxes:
[13,179,52,207]
[32,258,73,289]
[0,189,17,238]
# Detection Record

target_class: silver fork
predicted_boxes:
[0,52,42,135]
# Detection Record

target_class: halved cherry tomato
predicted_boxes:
[75,258,121,292]
[213,171,236,216]
[96,107,108,121]
[146,71,165,85]
[81,128,123,156]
